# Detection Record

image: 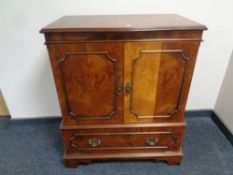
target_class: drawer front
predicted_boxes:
[70,132,176,150]
[62,125,185,153]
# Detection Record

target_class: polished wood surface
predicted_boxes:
[47,42,124,125]
[124,42,162,123]
[44,30,203,43]
[64,148,183,167]
[40,14,207,33]
[60,121,186,129]
[41,15,206,168]
[61,124,185,154]
[124,41,200,123]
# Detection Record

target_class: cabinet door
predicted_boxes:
[47,43,124,125]
[124,42,199,123]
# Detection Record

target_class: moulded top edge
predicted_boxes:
[40,14,207,33]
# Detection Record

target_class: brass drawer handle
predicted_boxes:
[146,138,159,146]
[125,82,132,96]
[116,82,123,95]
[88,138,101,147]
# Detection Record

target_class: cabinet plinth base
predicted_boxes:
[63,148,183,168]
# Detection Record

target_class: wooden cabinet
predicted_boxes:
[40,14,207,167]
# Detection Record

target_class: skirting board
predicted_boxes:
[0,110,232,146]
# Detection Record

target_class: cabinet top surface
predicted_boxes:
[40,14,207,33]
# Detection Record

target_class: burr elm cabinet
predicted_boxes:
[40,14,207,167]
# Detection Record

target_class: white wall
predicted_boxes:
[0,0,233,118]
[214,51,233,134]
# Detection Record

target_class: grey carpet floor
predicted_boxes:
[0,116,232,175]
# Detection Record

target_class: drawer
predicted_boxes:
[70,132,176,150]
[61,123,185,153]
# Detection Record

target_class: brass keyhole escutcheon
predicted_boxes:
[146,138,159,146]
[125,82,132,96]
[88,138,101,147]
[116,82,123,95]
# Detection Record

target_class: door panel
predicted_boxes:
[60,52,116,118]
[47,43,124,125]
[124,42,162,123]
[124,42,188,123]
[131,50,162,118]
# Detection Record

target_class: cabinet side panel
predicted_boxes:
[46,45,67,117]
[174,41,202,117]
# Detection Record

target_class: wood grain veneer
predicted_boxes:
[41,14,206,167]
